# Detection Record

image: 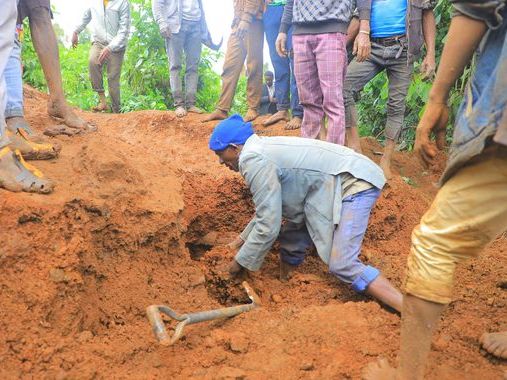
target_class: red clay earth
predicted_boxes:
[0,87,505,379]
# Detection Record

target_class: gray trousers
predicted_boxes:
[165,19,202,108]
[343,40,414,141]
[89,42,125,113]
[0,0,17,149]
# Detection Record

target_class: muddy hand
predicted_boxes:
[414,102,449,167]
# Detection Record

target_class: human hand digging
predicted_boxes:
[414,101,449,167]
[229,259,247,279]
[98,47,111,64]
[276,33,288,57]
[227,236,244,250]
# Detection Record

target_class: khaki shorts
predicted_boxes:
[405,147,507,304]
[18,0,51,22]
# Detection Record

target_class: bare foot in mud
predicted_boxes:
[285,116,302,131]
[362,358,398,380]
[203,109,228,122]
[175,106,187,118]
[244,108,259,123]
[263,110,289,127]
[481,331,507,359]
[48,99,92,131]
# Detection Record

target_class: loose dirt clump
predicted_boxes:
[0,88,505,379]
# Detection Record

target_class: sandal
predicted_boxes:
[0,147,54,194]
[7,129,60,160]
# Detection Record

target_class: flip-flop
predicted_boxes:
[0,148,54,194]
[13,150,54,194]
[7,129,60,160]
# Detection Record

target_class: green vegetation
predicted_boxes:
[21,0,466,150]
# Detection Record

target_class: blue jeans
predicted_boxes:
[279,187,381,293]
[263,5,303,117]
[5,39,23,119]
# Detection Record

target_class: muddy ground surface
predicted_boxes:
[0,88,505,379]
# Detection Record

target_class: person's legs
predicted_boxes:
[0,0,53,194]
[329,188,402,311]
[364,153,507,380]
[278,222,314,280]
[263,6,290,126]
[312,32,348,145]
[88,42,107,111]
[183,20,202,110]
[343,46,383,152]
[26,3,88,129]
[166,29,186,115]
[203,30,247,121]
[244,19,264,121]
[106,49,125,113]
[382,48,414,179]
[4,37,34,134]
[293,34,325,140]
[286,44,304,130]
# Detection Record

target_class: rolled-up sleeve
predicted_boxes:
[236,155,282,271]
[75,8,92,34]
[356,0,372,20]
[279,0,293,33]
[108,1,131,52]
[451,0,506,29]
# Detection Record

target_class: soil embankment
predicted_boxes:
[0,87,505,379]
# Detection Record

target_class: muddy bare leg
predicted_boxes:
[346,125,362,153]
[380,139,396,179]
[365,275,403,313]
[28,6,88,129]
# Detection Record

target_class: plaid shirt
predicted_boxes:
[233,0,265,23]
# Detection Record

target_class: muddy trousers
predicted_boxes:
[405,151,507,304]
[280,188,381,293]
[217,19,263,112]
[0,0,17,149]
[89,42,125,113]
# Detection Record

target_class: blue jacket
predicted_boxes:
[442,3,507,183]
[236,135,386,271]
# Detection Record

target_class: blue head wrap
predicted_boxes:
[208,114,254,151]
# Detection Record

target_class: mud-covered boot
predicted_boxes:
[0,147,54,194]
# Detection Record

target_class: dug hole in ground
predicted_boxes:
[0,87,506,379]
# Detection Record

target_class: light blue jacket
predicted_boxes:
[236,135,386,271]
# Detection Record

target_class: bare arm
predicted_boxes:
[429,15,487,103]
[420,9,436,77]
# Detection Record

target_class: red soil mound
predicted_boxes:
[0,87,505,379]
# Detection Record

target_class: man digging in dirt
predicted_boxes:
[208,114,403,312]
[364,2,507,379]
[18,0,93,133]
[72,0,131,114]
[0,0,54,194]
